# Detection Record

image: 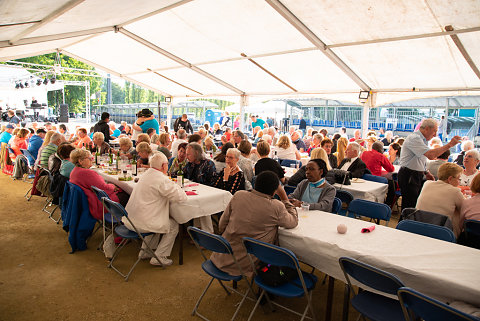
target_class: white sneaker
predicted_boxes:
[150,256,173,266]
[138,250,153,260]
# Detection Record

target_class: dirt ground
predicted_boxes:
[0,173,367,321]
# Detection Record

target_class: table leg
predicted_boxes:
[342,283,350,321]
[325,276,334,321]
[179,223,184,265]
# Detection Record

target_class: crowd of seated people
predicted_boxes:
[2,111,480,275]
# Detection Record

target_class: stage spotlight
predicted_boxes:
[24,81,29,87]
[50,76,56,84]
[20,82,24,89]
[36,79,42,86]
[43,77,49,85]
[15,82,20,89]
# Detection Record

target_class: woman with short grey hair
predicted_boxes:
[213,148,245,194]
[459,149,480,187]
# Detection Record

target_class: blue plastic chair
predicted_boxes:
[347,199,392,225]
[187,227,254,321]
[102,198,162,281]
[19,148,36,179]
[335,189,354,216]
[396,220,456,242]
[280,159,302,168]
[339,257,405,321]
[362,173,388,184]
[284,184,296,195]
[331,197,342,214]
[242,237,318,321]
[91,186,122,250]
[398,287,478,321]
[464,219,480,249]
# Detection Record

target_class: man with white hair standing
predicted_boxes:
[124,153,187,266]
[338,142,367,178]
[398,118,461,211]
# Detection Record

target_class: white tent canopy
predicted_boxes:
[1,0,480,107]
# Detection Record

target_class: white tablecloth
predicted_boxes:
[279,210,480,307]
[94,168,233,224]
[334,180,388,202]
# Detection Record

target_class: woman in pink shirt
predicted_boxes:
[459,174,480,231]
[69,149,128,220]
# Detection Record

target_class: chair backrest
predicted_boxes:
[401,208,453,230]
[347,199,391,222]
[331,197,342,214]
[362,173,388,184]
[187,226,233,254]
[102,198,128,221]
[398,287,478,321]
[464,219,480,249]
[335,189,354,205]
[396,220,456,242]
[280,159,301,168]
[91,186,110,202]
[20,148,35,167]
[283,184,296,195]
[243,237,298,270]
[339,257,404,296]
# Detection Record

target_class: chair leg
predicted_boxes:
[48,205,61,223]
[24,187,32,200]
[216,279,231,295]
[192,277,215,316]
[231,280,256,321]
[342,284,350,321]
[247,290,264,321]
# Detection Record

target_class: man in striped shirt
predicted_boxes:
[39,133,64,167]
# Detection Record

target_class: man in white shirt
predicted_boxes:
[124,153,187,266]
[398,118,460,210]
[438,115,447,142]
[171,129,188,158]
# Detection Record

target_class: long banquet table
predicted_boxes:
[93,168,233,264]
[334,179,388,202]
[283,167,388,202]
[279,210,480,318]
[93,168,232,224]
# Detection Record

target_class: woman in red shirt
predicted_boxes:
[10,128,29,160]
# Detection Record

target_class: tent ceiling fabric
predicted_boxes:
[1,0,479,105]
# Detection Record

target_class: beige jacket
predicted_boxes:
[210,190,298,277]
[416,180,464,237]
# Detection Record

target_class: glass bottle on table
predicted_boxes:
[108,149,113,166]
[131,154,137,176]
[95,147,99,166]
[177,165,184,188]
[273,150,279,162]
[116,150,120,170]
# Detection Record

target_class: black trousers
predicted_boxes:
[397,167,425,212]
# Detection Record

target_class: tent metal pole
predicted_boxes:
[265,0,371,92]
[167,98,173,131]
[118,28,245,96]
[8,0,86,45]
[329,26,480,49]
[240,95,247,131]
[1,27,113,49]
[445,25,480,81]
